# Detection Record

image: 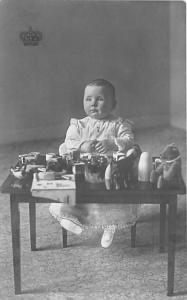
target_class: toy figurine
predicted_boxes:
[150,143,185,190]
[111,144,142,189]
[84,155,108,184]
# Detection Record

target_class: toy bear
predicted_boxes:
[150,143,185,191]
[111,144,142,189]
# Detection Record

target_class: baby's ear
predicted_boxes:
[112,99,117,109]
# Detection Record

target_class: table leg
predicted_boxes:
[29,201,36,251]
[131,223,136,248]
[62,228,67,248]
[160,203,166,253]
[10,195,21,294]
[167,197,177,296]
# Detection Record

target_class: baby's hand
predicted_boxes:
[94,140,117,154]
[80,140,97,153]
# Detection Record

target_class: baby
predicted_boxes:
[49,79,137,248]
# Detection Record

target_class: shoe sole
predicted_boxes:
[101,228,116,248]
[60,218,83,235]
[49,206,83,235]
[101,238,114,248]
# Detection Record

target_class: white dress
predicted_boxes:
[50,115,140,228]
[63,115,134,154]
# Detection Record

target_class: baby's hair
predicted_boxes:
[86,78,116,107]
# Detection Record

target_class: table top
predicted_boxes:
[1,173,186,198]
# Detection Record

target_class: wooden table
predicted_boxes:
[1,174,185,296]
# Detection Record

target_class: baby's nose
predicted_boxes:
[91,98,97,106]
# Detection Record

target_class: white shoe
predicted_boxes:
[49,203,62,222]
[60,216,83,235]
[49,204,83,235]
[101,225,116,248]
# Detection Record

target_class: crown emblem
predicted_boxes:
[20,26,42,46]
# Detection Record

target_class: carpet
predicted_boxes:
[0,126,186,300]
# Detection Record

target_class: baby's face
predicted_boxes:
[83,85,114,119]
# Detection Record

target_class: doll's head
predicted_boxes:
[83,79,116,120]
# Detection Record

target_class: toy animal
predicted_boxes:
[150,143,185,190]
[111,144,142,189]
[84,155,108,184]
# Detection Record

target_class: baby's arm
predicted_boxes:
[114,119,134,152]
[64,119,96,153]
[94,119,134,154]
[64,120,82,151]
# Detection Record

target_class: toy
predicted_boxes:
[46,156,68,172]
[84,155,108,184]
[138,152,153,189]
[18,152,46,165]
[150,143,185,190]
[10,165,26,179]
[111,144,142,189]
[105,163,112,190]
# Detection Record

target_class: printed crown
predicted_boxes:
[20,26,42,46]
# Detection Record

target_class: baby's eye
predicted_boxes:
[97,97,104,101]
[86,97,92,101]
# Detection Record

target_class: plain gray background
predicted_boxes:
[0,0,185,144]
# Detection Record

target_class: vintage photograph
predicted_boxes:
[0,0,186,299]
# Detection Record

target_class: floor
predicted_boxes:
[0,126,186,300]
